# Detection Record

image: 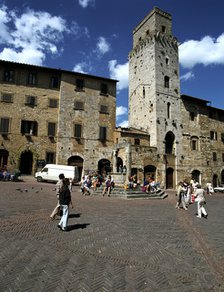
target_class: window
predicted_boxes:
[74,124,82,139]
[210,131,217,141]
[222,153,224,162]
[100,105,108,114]
[213,152,217,161]
[48,122,56,137]
[25,96,37,106]
[1,94,13,103]
[49,99,58,108]
[21,120,38,136]
[99,126,107,141]
[161,25,166,33]
[143,86,145,98]
[46,152,56,164]
[74,101,84,110]
[50,76,59,88]
[190,112,195,121]
[221,133,224,143]
[76,79,84,91]
[164,76,170,88]
[27,72,37,85]
[134,138,140,145]
[167,102,171,119]
[100,83,108,95]
[191,137,198,151]
[0,118,10,133]
[3,69,14,82]
[165,57,169,65]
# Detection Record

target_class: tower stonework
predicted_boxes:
[129,7,181,148]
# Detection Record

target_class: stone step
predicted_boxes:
[87,187,168,200]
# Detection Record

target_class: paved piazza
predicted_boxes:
[0,178,224,292]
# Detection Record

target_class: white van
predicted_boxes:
[35,164,79,183]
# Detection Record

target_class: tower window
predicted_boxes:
[213,152,217,161]
[190,112,195,121]
[165,57,169,65]
[161,26,166,33]
[167,102,171,119]
[164,76,170,88]
[143,86,145,98]
[191,137,198,151]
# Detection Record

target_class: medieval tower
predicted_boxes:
[128,7,183,186]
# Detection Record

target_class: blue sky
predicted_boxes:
[0,0,224,127]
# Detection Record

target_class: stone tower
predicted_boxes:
[129,7,182,148]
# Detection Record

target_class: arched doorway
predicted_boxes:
[98,159,111,178]
[213,174,218,187]
[165,131,175,154]
[0,149,9,168]
[221,169,224,185]
[67,156,83,181]
[191,170,200,183]
[19,150,33,174]
[144,165,156,180]
[166,167,174,189]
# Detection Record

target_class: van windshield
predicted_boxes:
[42,168,48,173]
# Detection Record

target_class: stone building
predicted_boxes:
[114,7,224,188]
[0,60,117,180]
[0,6,224,188]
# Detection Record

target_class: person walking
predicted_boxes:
[194,184,208,219]
[50,173,65,220]
[58,178,73,231]
[175,181,188,210]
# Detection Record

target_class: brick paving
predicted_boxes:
[0,178,224,292]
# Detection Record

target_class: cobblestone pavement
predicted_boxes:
[0,179,224,292]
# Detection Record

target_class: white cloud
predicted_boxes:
[117,120,129,127]
[0,5,12,43]
[180,71,195,81]
[96,36,110,55]
[179,34,224,69]
[78,0,95,8]
[73,62,88,73]
[116,106,127,117]
[0,5,83,65]
[108,60,129,91]
[0,47,45,65]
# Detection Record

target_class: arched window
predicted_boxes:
[165,131,175,154]
[167,102,171,119]
[164,76,170,88]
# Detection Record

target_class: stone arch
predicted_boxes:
[165,131,175,154]
[98,159,111,178]
[191,169,201,183]
[67,155,83,181]
[116,157,123,172]
[221,169,224,185]
[0,149,9,168]
[213,174,218,188]
[19,150,33,174]
[144,165,156,180]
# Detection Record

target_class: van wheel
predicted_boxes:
[37,176,42,182]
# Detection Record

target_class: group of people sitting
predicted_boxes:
[79,173,115,196]
[0,166,21,181]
